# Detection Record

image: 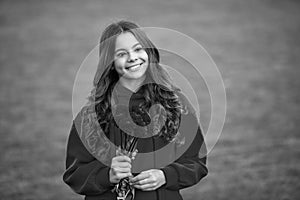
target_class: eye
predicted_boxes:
[134,47,143,52]
[116,52,127,57]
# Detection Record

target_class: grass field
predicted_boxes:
[1,0,300,199]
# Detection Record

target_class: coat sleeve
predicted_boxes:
[63,122,114,195]
[161,100,208,190]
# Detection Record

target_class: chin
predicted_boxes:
[126,68,147,80]
[127,73,146,80]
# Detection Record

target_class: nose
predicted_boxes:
[127,51,138,62]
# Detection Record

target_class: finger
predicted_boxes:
[136,178,155,185]
[116,172,133,180]
[112,162,131,168]
[130,173,150,183]
[140,169,154,174]
[133,183,157,191]
[131,173,149,183]
[113,167,131,173]
[113,155,131,163]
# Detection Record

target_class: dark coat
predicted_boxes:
[63,84,208,200]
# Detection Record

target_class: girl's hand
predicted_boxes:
[109,155,132,184]
[130,169,166,191]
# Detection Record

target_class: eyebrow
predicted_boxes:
[115,43,141,54]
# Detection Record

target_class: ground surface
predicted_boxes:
[0,0,299,199]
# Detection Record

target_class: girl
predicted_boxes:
[63,20,208,200]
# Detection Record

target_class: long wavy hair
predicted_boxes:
[90,20,183,142]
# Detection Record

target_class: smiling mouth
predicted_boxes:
[125,63,143,70]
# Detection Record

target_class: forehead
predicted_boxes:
[115,32,140,50]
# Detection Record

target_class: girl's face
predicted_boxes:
[114,32,149,83]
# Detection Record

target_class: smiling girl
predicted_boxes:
[63,20,208,200]
[114,31,149,91]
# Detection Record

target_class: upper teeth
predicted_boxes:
[127,63,141,69]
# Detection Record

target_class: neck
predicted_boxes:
[119,76,146,92]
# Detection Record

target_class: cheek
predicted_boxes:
[114,60,125,75]
[141,52,149,62]
[114,57,126,66]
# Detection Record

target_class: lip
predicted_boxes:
[125,62,143,70]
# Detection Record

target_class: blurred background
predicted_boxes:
[0,0,299,199]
